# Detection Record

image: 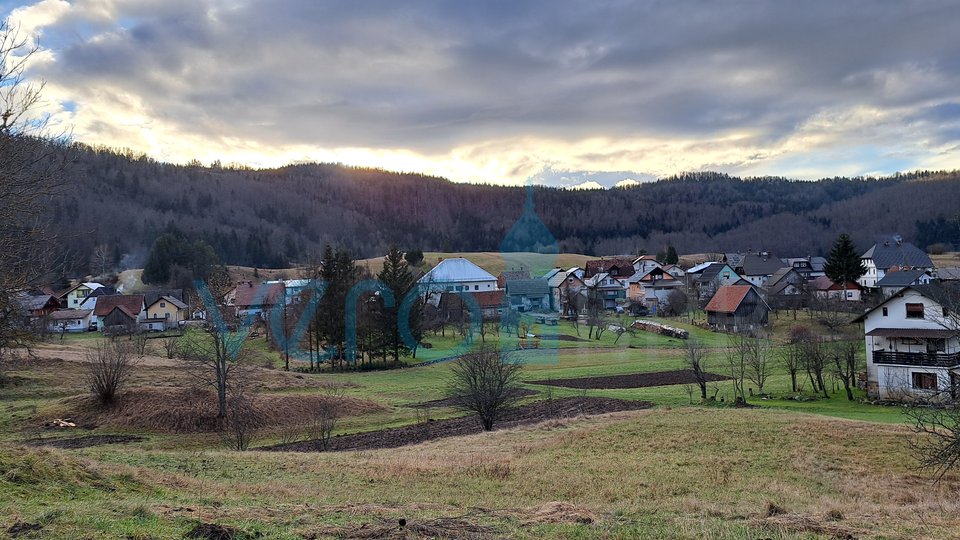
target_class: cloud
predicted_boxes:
[6,0,960,184]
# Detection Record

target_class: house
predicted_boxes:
[584,272,627,309]
[232,282,285,318]
[60,282,105,309]
[764,267,805,309]
[632,255,663,275]
[46,309,92,333]
[418,258,498,301]
[853,284,960,400]
[555,271,588,315]
[692,263,742,301]
[79,287,119,328]
[876,269,934,298]
[810,276,863,302]
[93,295,146,332]
[705,285,770,330]
[859,235,934,289]
[16,293,61,320]
[264,279,311,304]
[661,264,685,280]
[736,252,786,287]
[101,305,140,332]
[504,279,552,312]
[439,290,506,321]
[497,269,531,289]
[627,267,683,311]
[585,257,635,279]
[145,295,188,329]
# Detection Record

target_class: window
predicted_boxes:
[927,339,946,353]
[474,285,479,291]
[160,302,166,308]
[906,303,924,319]
[164,313,169,319]
[882,307,888,316]
[846,291,854,299]
[912,372,938,390]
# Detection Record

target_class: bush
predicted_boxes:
[86,340,138,405]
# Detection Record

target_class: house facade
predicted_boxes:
[145,295,189,329]
[47,309,92,332]
[855,285,959,400]
[504,279,552,312]
[418,258,498,302]
[93,295,146,332]
[876,269,933,298]
[859,235,934,289]
[61,282,104,309]
[810,276,863,302]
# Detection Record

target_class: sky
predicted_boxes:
[4,0,960,188]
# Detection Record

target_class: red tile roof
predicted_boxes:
[93,295,145,317]
[585,257,634,277]
[704,285,753,314]
[233,282,284,308]
[472,290,506,309]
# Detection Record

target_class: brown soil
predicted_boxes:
[184,523,238,540]
[310,517,497,540]
[528,369,730,389]
[44,387,385,434]
[7,522,43,538]
[409,388,538,409]
[268,396,652,452]
[32,434,145,449]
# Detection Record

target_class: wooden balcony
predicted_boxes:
[872,351,960,367]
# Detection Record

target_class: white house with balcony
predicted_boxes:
[854,284,959,400]
[418,257,498,305]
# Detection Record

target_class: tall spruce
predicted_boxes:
[377,247,422,362]
[315,245,359,368]
[824,233,866,286]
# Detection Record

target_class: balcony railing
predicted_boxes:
[872,351,960,367]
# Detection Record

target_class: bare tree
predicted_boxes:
[131,332,149,358]
[779,343,802,393]
[725,334,750,405]
[90,243,113,277]
[307,383,344,450]
[0,20,66,374]
[685,338,710,401]
[828,339,862,401]
[745,336,772,395]
[160,335,180,359]
[221,389,260,451]
[448,347,524,431]
[904,378,960,481]
[85,340,137,405]
[799,338,830,398]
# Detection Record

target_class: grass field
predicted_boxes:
[2,308,957,538]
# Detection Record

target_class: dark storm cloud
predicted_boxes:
[14,0,960,179]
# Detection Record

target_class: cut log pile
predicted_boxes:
[632,319,689,339]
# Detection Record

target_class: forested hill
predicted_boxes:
[51,144,960,272]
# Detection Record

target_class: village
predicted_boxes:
[14,232,960,402]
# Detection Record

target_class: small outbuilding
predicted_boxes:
[705,285,770,330]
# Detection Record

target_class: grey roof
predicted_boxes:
[724,252,744,268]
[697,262,737,283]
[419,258,497,283]
[876,269,928,288]
[809,257,827,272]
[939,267,960,281]
[17,293,57,311]
[148,295,188,309]
[505,279,550,296]
[739,252,787,277]
[767,267,800,288]
[861,237,933,270]
[48,309,92,320]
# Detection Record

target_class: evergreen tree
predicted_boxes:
[315,246,359,368]
[377,247,422,363]
[665,245,679,265]
[824,233,866,286]
[404,248,424,267]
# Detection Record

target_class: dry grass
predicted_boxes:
[42,387,385,433]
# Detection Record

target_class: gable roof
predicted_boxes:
[738,252,786,276]
[147,295,188,310]
[862,236,933,270]
[16,293,58,311]
[505,279,550,296]
[585,257,635,277]
[93,295,145,317]
[419,258,497,284]
[852,283,960,322]
[810,275,861,291]
[697,262,738,283]
[939,267,960,281]
[233,282,284,308]
[876,269,929,288]
[686,261,715,274]
[705,285,766,314]
[59,282,104,298]
[499,270,531,281]
[767,267,801,288]
[48,309,92,321]
[472,290,506,309]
